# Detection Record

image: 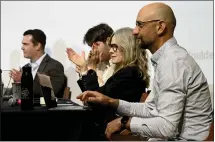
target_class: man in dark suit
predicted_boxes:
[10,29,66,101]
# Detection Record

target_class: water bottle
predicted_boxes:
[21,65,33,110]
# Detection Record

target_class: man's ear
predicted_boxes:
[35,43,42,51]
[156,21,166,35]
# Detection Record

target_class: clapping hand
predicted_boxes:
[66,48,86,67]
[87,48,102,70]
[9,68,22,82]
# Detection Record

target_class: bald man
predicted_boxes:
[76,2,213,141]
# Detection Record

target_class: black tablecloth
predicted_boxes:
[0,101,97,141]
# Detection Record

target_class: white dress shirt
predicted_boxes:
[116,37,212,140]
[80,60,115,86]
[30,53,47,80]
[96,60,115,86]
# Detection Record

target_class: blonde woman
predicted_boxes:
[76,27,150,139]
[77,27,150,102]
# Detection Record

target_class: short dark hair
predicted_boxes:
[83,23,113,47]
[23,29,46,50]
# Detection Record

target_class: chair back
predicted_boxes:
[205,120,214,141]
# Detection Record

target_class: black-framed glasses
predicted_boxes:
[136,19,161,28]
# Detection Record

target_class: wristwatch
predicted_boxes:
[121,116,129,129]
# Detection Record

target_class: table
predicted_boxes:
[0,101,97,141]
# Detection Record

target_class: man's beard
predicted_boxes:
[136,38,149,49]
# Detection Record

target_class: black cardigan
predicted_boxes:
[77,66,146,102]
[77,66,147,136]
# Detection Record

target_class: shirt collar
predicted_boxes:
[97,59,114,71]
[107,59,114,68]
[151,37,177,66]
[30,53,47,67]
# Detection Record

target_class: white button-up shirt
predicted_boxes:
[30,53,47,80]
[116,37,213,140]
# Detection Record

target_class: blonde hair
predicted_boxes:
[108,27,150,87]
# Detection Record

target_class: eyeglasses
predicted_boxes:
[108,43,119,52]
[136,19,161,29]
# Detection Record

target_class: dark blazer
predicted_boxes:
[77,66,146,102]
[25,54,66,99]
[77,66,147,137]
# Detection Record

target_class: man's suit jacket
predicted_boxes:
[77,66,146,102]
[25,54,66,99]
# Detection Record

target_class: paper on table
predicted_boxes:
[37,72,56,100]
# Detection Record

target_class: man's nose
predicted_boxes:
[133,26,139,35]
